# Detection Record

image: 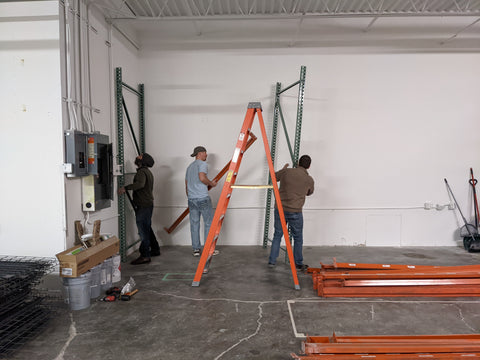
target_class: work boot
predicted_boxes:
[130,256,151,265]
[295,264,309,271]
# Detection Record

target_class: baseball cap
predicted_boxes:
[191,146,207,157]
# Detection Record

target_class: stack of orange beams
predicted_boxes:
[291,333,480,359]
[307,259,480,297]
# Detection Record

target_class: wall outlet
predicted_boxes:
[62,163,73,174]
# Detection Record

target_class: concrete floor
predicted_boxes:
[9,245,480,360]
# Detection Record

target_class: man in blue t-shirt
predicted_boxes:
[185,146,218,256]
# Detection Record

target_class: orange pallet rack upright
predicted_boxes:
[191,102,300,290]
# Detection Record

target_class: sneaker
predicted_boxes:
[193,250,201,257]
[295,264,309,271]
[268,262,275,268]
[213,250,220,256]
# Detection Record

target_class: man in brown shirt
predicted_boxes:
[268,155,314,271]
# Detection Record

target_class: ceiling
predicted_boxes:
[91,0,480,51]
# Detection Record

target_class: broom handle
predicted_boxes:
[470,168,480,229]
[444,178,476,242]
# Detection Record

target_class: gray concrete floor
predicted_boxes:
[9,245,480,359]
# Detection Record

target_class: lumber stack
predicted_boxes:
[291,333,480,359]
[307,259,480,297]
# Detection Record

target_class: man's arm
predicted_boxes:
[307,178,314,196]
[199,172,217,188]
[275,163,289,179]
[126,171,146,191]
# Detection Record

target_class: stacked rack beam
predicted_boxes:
[0,256,57,357]
[291,333,480,359]
[308,259,480,297]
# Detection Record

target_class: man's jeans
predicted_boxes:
[268,208,304,265]
[136,206,153,258]
[188,196,214,251]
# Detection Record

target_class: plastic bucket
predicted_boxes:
[63,272,92,311]
[112,254,121,283]
[100,258,113,291]
[89,264,102,299]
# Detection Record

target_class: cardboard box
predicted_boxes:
[56,236,120,277]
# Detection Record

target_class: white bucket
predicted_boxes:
[89,264,102,299]
[63,272,92,311]
[100,258,113,291]
[112,254,121,283]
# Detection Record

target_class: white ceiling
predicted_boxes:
[91,0,480,51]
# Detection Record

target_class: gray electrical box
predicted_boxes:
[64,130,88,177]
[82,133,113,211]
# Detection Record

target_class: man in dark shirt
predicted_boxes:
[268,155,314,271]
[118,153,160,265]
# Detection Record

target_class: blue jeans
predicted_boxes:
[268,208,304,265]
[188,196,214,251]
[136,206,153,258]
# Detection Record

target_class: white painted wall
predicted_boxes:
[0,1,141,257]
[61,2,142,251]
[140,48,480,247]
[0,1,65,256]
[62,2,141,251]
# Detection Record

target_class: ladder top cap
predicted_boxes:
[248,102,262,110]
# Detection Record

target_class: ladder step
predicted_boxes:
[231,185,273,189]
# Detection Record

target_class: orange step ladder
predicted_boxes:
[192,102,300,290]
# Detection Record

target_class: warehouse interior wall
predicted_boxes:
[61,1,142,255]
[0,1,65,257]
[2,0,480,258]
[141,48,480,248]
[0,0,140,256]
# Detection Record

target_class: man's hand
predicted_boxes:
[283,163,289,170]
[118,187,126,195]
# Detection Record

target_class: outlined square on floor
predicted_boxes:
[162,273,195,281]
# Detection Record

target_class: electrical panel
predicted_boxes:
[64,130,88,177]
[82,134,113,211]
[64,131,113,211]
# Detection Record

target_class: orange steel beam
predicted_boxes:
[313,271,480,281]
[315,260,480,272]
[294,334,480,359]
[291,353,480,359]
[343,278,480,286]
[303,342,480,354]
[319,270,480,279]
[306,334,480,343]
[330,259,446,271]
[163,133,257,234]
[318,284,480,297]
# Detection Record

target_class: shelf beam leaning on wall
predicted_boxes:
[263,66,306,259]
[115,67,145,262]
